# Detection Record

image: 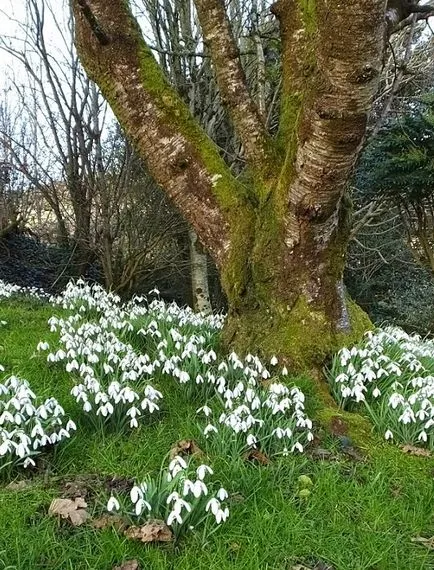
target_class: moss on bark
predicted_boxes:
[223,293,371,372]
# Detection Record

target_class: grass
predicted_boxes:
[0,298,434,570]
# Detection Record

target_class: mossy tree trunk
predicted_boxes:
[71,0,402,371]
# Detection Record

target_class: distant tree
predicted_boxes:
[357,98,434,273]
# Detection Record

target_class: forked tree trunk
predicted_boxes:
[71,0,391,371]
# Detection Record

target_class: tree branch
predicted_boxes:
[71,0,245,266]
[193,0,274,176]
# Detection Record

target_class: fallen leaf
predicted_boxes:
[105,475,134,494]
[309,448,337,461]
[6,480,31,491]
[169,439,203,460]
[341,446,365,462]
[92,514,125,531]
[113,560,140,570]
[401,445,431,457]
[124,520,173,543]
[48,497,90,526]
[244,449,271,465]
[411,536,434,549]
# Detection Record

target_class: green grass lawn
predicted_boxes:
[0,299,433,570]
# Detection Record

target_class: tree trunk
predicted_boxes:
[189,228,212,314]
[71,0,392,372]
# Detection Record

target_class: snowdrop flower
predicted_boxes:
[135,498,152,515]
[215,506,229,524]
[168,455,187,473]
[291,442,304,453]
[204,424,218,437]
[167,509,183,525]
[418,430,428,442]
[196,405,212,417]
[384,430,394,440]
[247,433,257,448]
[205,497,220,516]
[372,387,381,398]
[217,488,228,501]
[196,464,213,480]
[192,480,208,498]
[107,496,120,512]
[167,491,180,504]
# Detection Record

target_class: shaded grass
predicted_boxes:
[0,299,433,570]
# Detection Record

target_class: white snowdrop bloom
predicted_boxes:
[196,464,213,480]
[30,424,44,438]
[23,457,36,468]
[247,434,257,447]
[217,488,228,501]
[384,430,394,440]
[192,480,208,498]
[107,496,120,512]
[372,387,381,398]
[270,356,278,366]
[215,507,229,524]
[205,497,220,516]
[167,509,183,526]
[196,405,212,417]
[66,420,76,432]
[291,442,304,453]
[83,401,92,412]
[130,486,143,503]
[166,491,180,504]
[182,479,195,496]
[273,427,285,439]
[204,424,218,437]
[418,430,428,442]
[36,341,50,352]
[65,360,79,372]
[174,498,192,513]
[135,498,152,516]
[179,371,190,383]
[169,455,187,473]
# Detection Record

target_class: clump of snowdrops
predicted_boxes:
[329,326,434,449]
[0,375,76,474]
[106,455,230,540]
[0,279,48,301]
[40,280,313,457]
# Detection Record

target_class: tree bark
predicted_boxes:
[71,0,389,371]
[189,229,212,314]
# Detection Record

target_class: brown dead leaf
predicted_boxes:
[124,520,173,543]
[341,446,365,462]
[401,445,431,457]
[105,475,134,494]
[169,439,203,460]
[92,514,126,531]
[6,480,31,491]
[411,536,434,549]
[113,560,139,570]
[309,448,337,461]
[244,449,271,465]
[48,497,90,526]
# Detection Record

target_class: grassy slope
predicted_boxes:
[0,299,433,570]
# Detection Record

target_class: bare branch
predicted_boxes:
[193,0,273,175]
